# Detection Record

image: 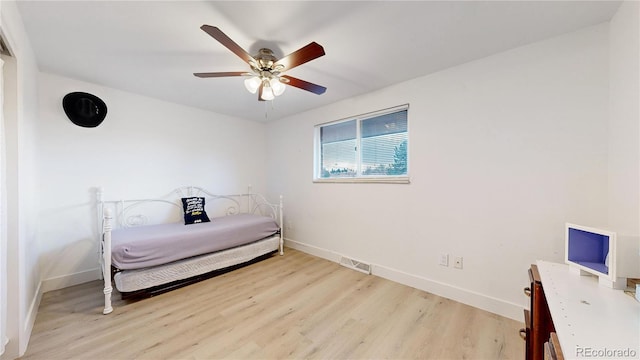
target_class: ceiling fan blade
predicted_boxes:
[274,42,325,71]
[200,25,254,65]
[281,75,326,95]
[193,71,248,78]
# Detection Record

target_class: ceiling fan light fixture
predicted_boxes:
[270,77,286,96]
[260,80,275,101]
[244,76,261,94]
[260,89,275,101]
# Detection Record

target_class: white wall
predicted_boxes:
[0,1,41,358]
[0,54,5,359]
[36,72,269,291]
[608,1,640,279]
[267,23,609,320]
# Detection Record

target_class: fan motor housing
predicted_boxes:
[255,48,277,70]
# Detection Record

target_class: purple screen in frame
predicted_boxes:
[567,227,609,274]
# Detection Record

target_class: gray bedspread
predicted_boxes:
[111,213,279,270]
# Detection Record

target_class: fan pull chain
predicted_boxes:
[263,97,279,121]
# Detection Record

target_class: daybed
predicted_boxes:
[97,186,283,314]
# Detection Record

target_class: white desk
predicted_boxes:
[537,261,640,359]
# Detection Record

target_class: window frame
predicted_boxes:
[313,104,410,184]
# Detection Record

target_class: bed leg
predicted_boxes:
[102,207,114,314]
[279,235,284,256]
[103,286,113,315]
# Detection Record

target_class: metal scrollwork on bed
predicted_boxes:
[96,186,284,315]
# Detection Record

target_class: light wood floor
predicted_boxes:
[21,249,524,359]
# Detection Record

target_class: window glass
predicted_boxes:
[361,110,407,176]
[320,120,357,178]
[315,105,408,182]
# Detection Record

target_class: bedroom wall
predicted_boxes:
[266,23,609,320]
[608,1,640,278]
[35,72,269,291]
[0,1,41,358]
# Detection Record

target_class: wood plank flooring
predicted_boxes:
[21,249,524,359]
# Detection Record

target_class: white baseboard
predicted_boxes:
[372,264,523,321]
[285,239,342,262]
[21,281,43,356]
[284,238,523,322]
[41,268,101,294]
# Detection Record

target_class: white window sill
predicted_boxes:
[313,176,410,184]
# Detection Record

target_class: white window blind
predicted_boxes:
[315,104,409,183]
[320,119,357,177]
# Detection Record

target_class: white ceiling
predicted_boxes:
[17,1,621,122]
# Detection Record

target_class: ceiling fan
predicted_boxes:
[194,25,326,101]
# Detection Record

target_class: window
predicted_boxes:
[314,104,409,183]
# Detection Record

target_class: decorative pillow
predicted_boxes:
[181,197,211,225]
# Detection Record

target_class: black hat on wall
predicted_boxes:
[62,92,107,128]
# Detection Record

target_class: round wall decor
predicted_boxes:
[62,92,107,128]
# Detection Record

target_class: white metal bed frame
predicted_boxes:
[96,186,284,315]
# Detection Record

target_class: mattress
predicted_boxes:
[114,235,280,293]
[111,213,279,270]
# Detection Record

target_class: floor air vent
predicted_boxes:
[339,256,371,275]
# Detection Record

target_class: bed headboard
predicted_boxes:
[96,186,282,230]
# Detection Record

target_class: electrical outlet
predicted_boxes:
[454,256,463,269]
[439,253,449,266]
